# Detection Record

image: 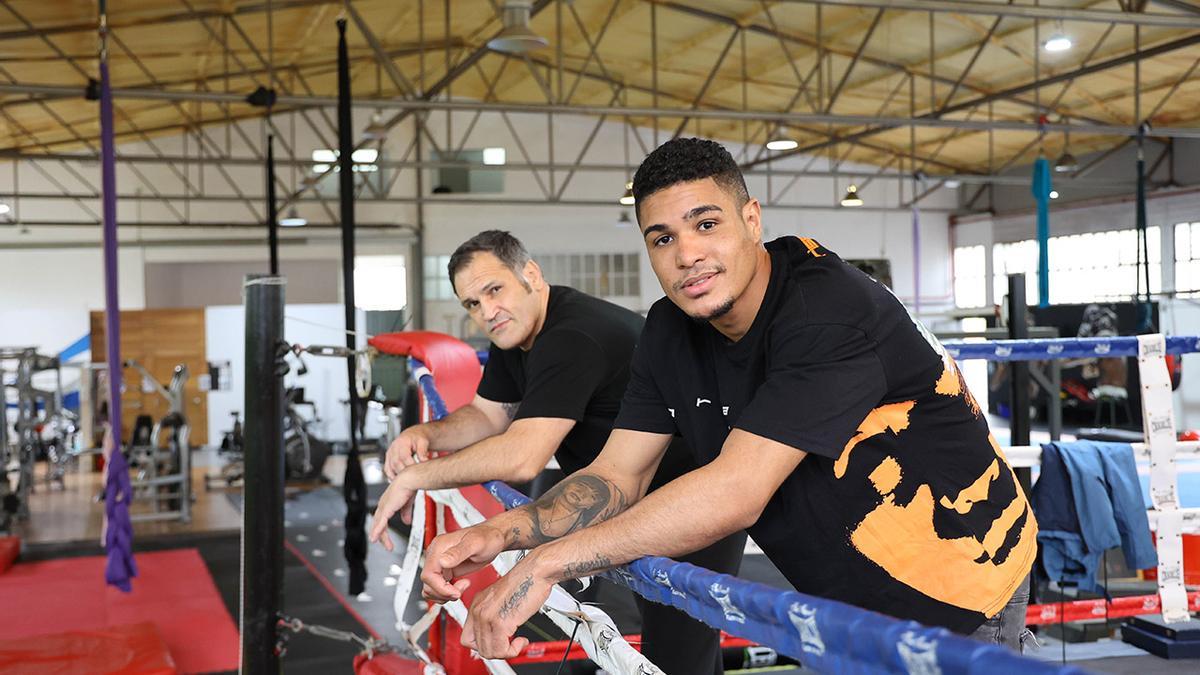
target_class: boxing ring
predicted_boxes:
[354,330,1200,675]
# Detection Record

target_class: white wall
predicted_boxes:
[0,247,146,354]
[205,303,367,445]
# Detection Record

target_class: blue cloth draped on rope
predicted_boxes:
[1030,441,1158,596]
[1031,156,1052,308]
[410,358,1085,675]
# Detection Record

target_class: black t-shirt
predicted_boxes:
[614,237,1037,633]
[476,285,694,483]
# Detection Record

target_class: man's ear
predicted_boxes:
[523,259,545,289]
[742,198,763,242]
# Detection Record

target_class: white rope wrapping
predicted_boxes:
[424,488,662,674]
[387,483,659,673]
[1136,334,1190,622]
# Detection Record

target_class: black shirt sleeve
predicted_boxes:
[735,322,887,459]
[613,333,677,435]
[476,343,522,403]
[512,329,610,421]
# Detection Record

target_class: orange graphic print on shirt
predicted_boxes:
[835,358,1037,617]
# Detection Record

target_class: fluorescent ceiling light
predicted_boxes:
[943,180,961,189]
[0,203,10,215]
[1044,34,1072,52]
[482,147,507,166]
[312,163,331,174]
[313,148,378,164]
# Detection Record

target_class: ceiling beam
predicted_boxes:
[0,0,339,42]
[3,82,1195,138]
[779,0,1200,28]
[744,30,1200,167]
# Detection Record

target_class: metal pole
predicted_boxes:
[239,273,285,675]
[1007,273,1032,496]
[413,116,426,330]
[266,134,278,274]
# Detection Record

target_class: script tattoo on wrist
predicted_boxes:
[498,574,535,618]
[562,553,613,580]
[525,473,628,545]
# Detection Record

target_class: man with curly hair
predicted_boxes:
[421,138,1038,660]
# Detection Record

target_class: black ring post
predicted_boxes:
[241,274,285,675]
[337,16,369,595]
[1007,273,1032,496]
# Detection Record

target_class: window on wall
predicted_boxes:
[988,227,1160,305]
[1174,222,1200,296]
[537,252,641,298]
[423,252,641,301]
[953,245,987,308]
[355,256,407,311]
[423,255,455,301]
[992,240,1041,305]
[1048,227,1159,303]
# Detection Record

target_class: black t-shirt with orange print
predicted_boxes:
[614,236,1037,633]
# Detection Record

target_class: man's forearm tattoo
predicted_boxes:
[498,574,535,618]
[501,402,520,420]
[562,553,614,580]
[523,473,629,545]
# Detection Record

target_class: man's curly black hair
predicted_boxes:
[631,137,749,212]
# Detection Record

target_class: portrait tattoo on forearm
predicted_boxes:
[524,473,628,545]
[498,574,535,618]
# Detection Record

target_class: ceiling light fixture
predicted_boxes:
[619,181,635,206]
[766,129,799,151]
[1055,122,1078,174]
[362,110,389,140]
[280,208,307,227]
[1044,33,1073,53]
[840,184,864,207]
[488,0,548,53]
[1049,190,1060,200]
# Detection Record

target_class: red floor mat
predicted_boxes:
[0,549,238,674]
[0,621,177,674]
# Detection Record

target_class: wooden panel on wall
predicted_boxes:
[90,308,209,446]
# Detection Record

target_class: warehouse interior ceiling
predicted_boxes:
[0,0,1198,219]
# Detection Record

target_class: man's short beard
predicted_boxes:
[689,297,735,323]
